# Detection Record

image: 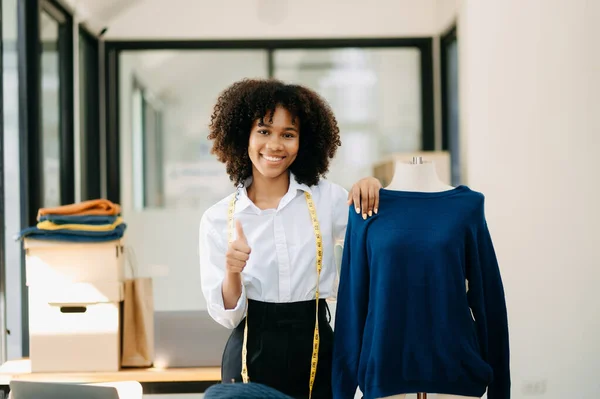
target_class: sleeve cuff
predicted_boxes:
[207,281,247,329]
[212,282,246,311]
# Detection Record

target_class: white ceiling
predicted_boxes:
[60,0,439,39]
[129,50,268,100]
[61,0,143,34]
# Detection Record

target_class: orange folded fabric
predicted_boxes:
[37,199,121,221]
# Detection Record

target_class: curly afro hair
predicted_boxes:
[208,78,341,187]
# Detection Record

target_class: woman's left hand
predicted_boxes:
[347,177,383,220]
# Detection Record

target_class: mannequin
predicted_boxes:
[386,157,454,192]
[380,157,476,399]
[332,155,510,399]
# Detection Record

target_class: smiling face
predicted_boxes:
[248,105,300,182]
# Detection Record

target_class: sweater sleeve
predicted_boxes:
[466,198,511,399]
[332,207,370,399]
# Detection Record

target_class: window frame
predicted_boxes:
[129,77,166,209]
[440,25,460,185]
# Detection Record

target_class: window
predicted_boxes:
[121,50,269,211]
[79,28,100,200]
[116,41,433,210]
[112,41,433,314]
[40,9,61,207]
[2,0,21,363]
[40,0,74,206]
[273,48,422,189]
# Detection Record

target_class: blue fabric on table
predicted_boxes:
[38,214,119,225]
[17,223,126,243]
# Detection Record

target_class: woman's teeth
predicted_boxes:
[263,155,283,162]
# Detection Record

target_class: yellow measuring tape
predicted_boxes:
[227,190,322,398]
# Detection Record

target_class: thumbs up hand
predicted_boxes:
[225,219,251,274]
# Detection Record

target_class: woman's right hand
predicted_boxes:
[225,220,251,274]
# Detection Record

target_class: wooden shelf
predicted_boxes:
[0,359,220,386]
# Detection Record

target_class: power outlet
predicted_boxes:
[522,379,547,395]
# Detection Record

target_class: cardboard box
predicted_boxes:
[24,239,126,286]
[28,281,124,373]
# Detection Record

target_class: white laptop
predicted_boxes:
[10,381,123,399]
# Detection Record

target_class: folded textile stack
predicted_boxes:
[18,199,126,242]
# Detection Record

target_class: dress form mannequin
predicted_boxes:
[385,157,454,192]
[379,157,479,399]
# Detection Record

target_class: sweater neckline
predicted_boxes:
[380,185,469,198]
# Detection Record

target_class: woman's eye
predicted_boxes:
[258,129,269,135]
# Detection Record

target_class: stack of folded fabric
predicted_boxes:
[18,199,126,242]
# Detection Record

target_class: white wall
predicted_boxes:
[435,0,458,34]
[459,0,600,397]
[87,0,437,39]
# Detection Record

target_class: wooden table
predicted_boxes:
[0,359,221,395]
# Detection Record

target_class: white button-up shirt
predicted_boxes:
[199,174,349,329]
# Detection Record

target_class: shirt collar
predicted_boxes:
[288,172,312,195]
[234,172,311,214]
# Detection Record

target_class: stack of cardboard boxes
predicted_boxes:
[25,238,126,372]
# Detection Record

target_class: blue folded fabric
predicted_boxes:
[38,214,119,225]
[17,223,126,243]
[204,383,293,399]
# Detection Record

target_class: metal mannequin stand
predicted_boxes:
[413,155,425,399]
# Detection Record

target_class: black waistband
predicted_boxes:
[243,299,330,330]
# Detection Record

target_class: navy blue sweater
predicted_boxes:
[332,186,510,399]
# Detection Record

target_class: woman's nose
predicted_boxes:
[265,136,283,150]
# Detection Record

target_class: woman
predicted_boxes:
[199,78,381,399]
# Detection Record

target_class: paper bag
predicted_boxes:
[121,247,155,367]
